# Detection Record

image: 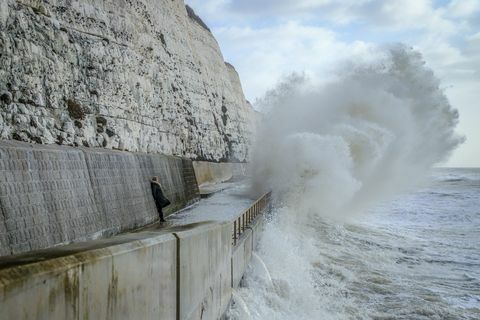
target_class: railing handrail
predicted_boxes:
[231,191,271,246]
[228,191,269,223]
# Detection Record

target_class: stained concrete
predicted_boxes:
[175,222,233,320]
[232,229,254,288]
[0,218,265,320]
[231,215,265,289]
[0,232,177,320]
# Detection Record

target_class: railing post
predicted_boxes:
[233,221,237,246]
[232,192,272,247]
[238,217,241,238]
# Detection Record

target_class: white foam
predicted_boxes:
[250,44,462,220]
[238,45,463,319]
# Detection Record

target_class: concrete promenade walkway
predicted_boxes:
[145,180,257,228]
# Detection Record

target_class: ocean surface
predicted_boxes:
[229,168,480,319]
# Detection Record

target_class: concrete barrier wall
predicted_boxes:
[0,232,177,320]
[0,216,267,320]
[192,161,247,186]
[231,215,265,289]
[0,141,199,256]
[232,229,253,288]
[175,223,232,320]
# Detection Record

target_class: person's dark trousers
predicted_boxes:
[155,201,166,222]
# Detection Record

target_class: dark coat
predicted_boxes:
[151,182,171,208]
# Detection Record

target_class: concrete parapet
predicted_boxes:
[175,222,232,320]
[231,215,265,289]
[0,213,268,320]
[231,228,253,288]
[0,232,177,320]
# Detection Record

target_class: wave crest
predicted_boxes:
[251,44,463,219]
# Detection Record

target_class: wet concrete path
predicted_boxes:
[142,180,256,229]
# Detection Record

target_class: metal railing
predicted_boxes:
[232,192,272,246]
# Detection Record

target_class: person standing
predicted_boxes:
[150,176,171,222]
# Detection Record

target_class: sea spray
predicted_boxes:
[233,45,465,319]
[250,252,273,286]
[228,290,252,319]
[250,44,462,220]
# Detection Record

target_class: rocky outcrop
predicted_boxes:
[0,0,255,162]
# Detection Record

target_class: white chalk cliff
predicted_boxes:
[0,0,256,162]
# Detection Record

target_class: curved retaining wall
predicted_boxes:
[0,216,266,320]
[0,141,199,257]
[192,161,247,186]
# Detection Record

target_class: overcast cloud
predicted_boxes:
[185,0,480,167]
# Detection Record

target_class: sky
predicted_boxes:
[185,0,479,167]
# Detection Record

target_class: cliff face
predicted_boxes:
[0,0,255,162]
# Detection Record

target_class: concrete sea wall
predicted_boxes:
[0,141,199,257]
[192,161,248,187]
[231,213,266,289]
[177,223,232,320]
[0,216,267,319]
[0,231,178,319]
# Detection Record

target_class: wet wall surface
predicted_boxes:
[0,141,199,256]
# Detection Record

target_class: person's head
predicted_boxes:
[152,176,158,182]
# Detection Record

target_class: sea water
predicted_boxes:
[228,168,479,319]
[228,45,476,319]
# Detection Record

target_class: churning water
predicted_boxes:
[227,45,478,319]
[229,169,480,319]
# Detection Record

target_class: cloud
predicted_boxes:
[214,22,374,100]
[447,0,480,18]
[190,0,458,32]
[185,0,478,96]
[185,0,480,166]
